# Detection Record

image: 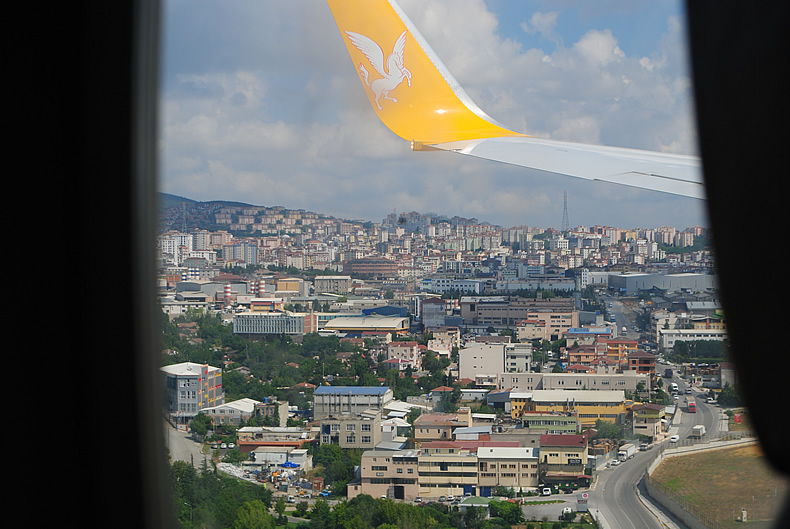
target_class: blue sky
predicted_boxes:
[160,0,707,230]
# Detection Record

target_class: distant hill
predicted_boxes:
[159,193,253,210]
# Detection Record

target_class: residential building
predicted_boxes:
[312,386,394,420]
[414,408,473,444]
[538,434,590,487]
[417,441,479,498]
[256,399,290,428]
[313,275,352,294]
[348,449,420,501]
[387,341,422,370]
[477,446,539,495]
[319,410,382,449]
[632,403,666,441]
[504,342,533,373]
[459,343,505,382]
[627,350,656,378]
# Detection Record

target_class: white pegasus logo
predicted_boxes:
[345,30,412,110]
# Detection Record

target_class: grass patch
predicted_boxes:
[652,443,788,529]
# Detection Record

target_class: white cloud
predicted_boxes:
[159,0,705,230]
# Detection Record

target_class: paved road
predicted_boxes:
[165,422,210,467]
[594,448,684,529]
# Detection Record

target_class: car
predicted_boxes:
[669,435,680,443]
[439,495,447,502]
[210,442,218,449]
[228,443,235,449]
[220,443,227,449]
[541,488,552,496]
[685,388,692,394]
[673,394,679,400]
[414,497,423,503]
[611,459,620,466]
[706,397,715,403]
[447,495,455,502]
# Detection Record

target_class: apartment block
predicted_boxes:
[477,446,539,495]
[319,410,382,449]
[312,386,393,420]
[417,442,479,498]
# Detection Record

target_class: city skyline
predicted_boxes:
[160,0,707,230]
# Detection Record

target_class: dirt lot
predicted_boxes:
[651,443,788,528]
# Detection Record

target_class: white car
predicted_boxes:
[669,435,680,443]
[611,459,620,466]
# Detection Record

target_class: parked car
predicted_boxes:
[670,435,680,443]
[541,488,552,496]
[439,495,447,502]
[228,443,235,449]
[447,495,455,502]
[611,459,620,466]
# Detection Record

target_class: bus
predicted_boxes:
[688,397,697,413]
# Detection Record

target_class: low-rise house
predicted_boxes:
[632,403,666,441]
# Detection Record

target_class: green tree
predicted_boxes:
[190,412,213,438]
[234,500,275,529]
[274,497,286,517]
[309,499,332,529]
[592,419,622,440]
[718,382,741,406]
[295,501,309,517]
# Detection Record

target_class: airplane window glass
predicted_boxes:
[158,1,787,528]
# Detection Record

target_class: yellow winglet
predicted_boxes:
[326,0,525,146]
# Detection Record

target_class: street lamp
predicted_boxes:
[184,502,192,525]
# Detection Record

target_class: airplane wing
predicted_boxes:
[326,0,705,200]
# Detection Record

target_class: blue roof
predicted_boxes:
[314,386,390,395]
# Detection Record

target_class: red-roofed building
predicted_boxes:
[628,350,656,377]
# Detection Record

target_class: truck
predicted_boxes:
[664,368,673,378]
[617,443,636,461]
[691,425,706,438]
